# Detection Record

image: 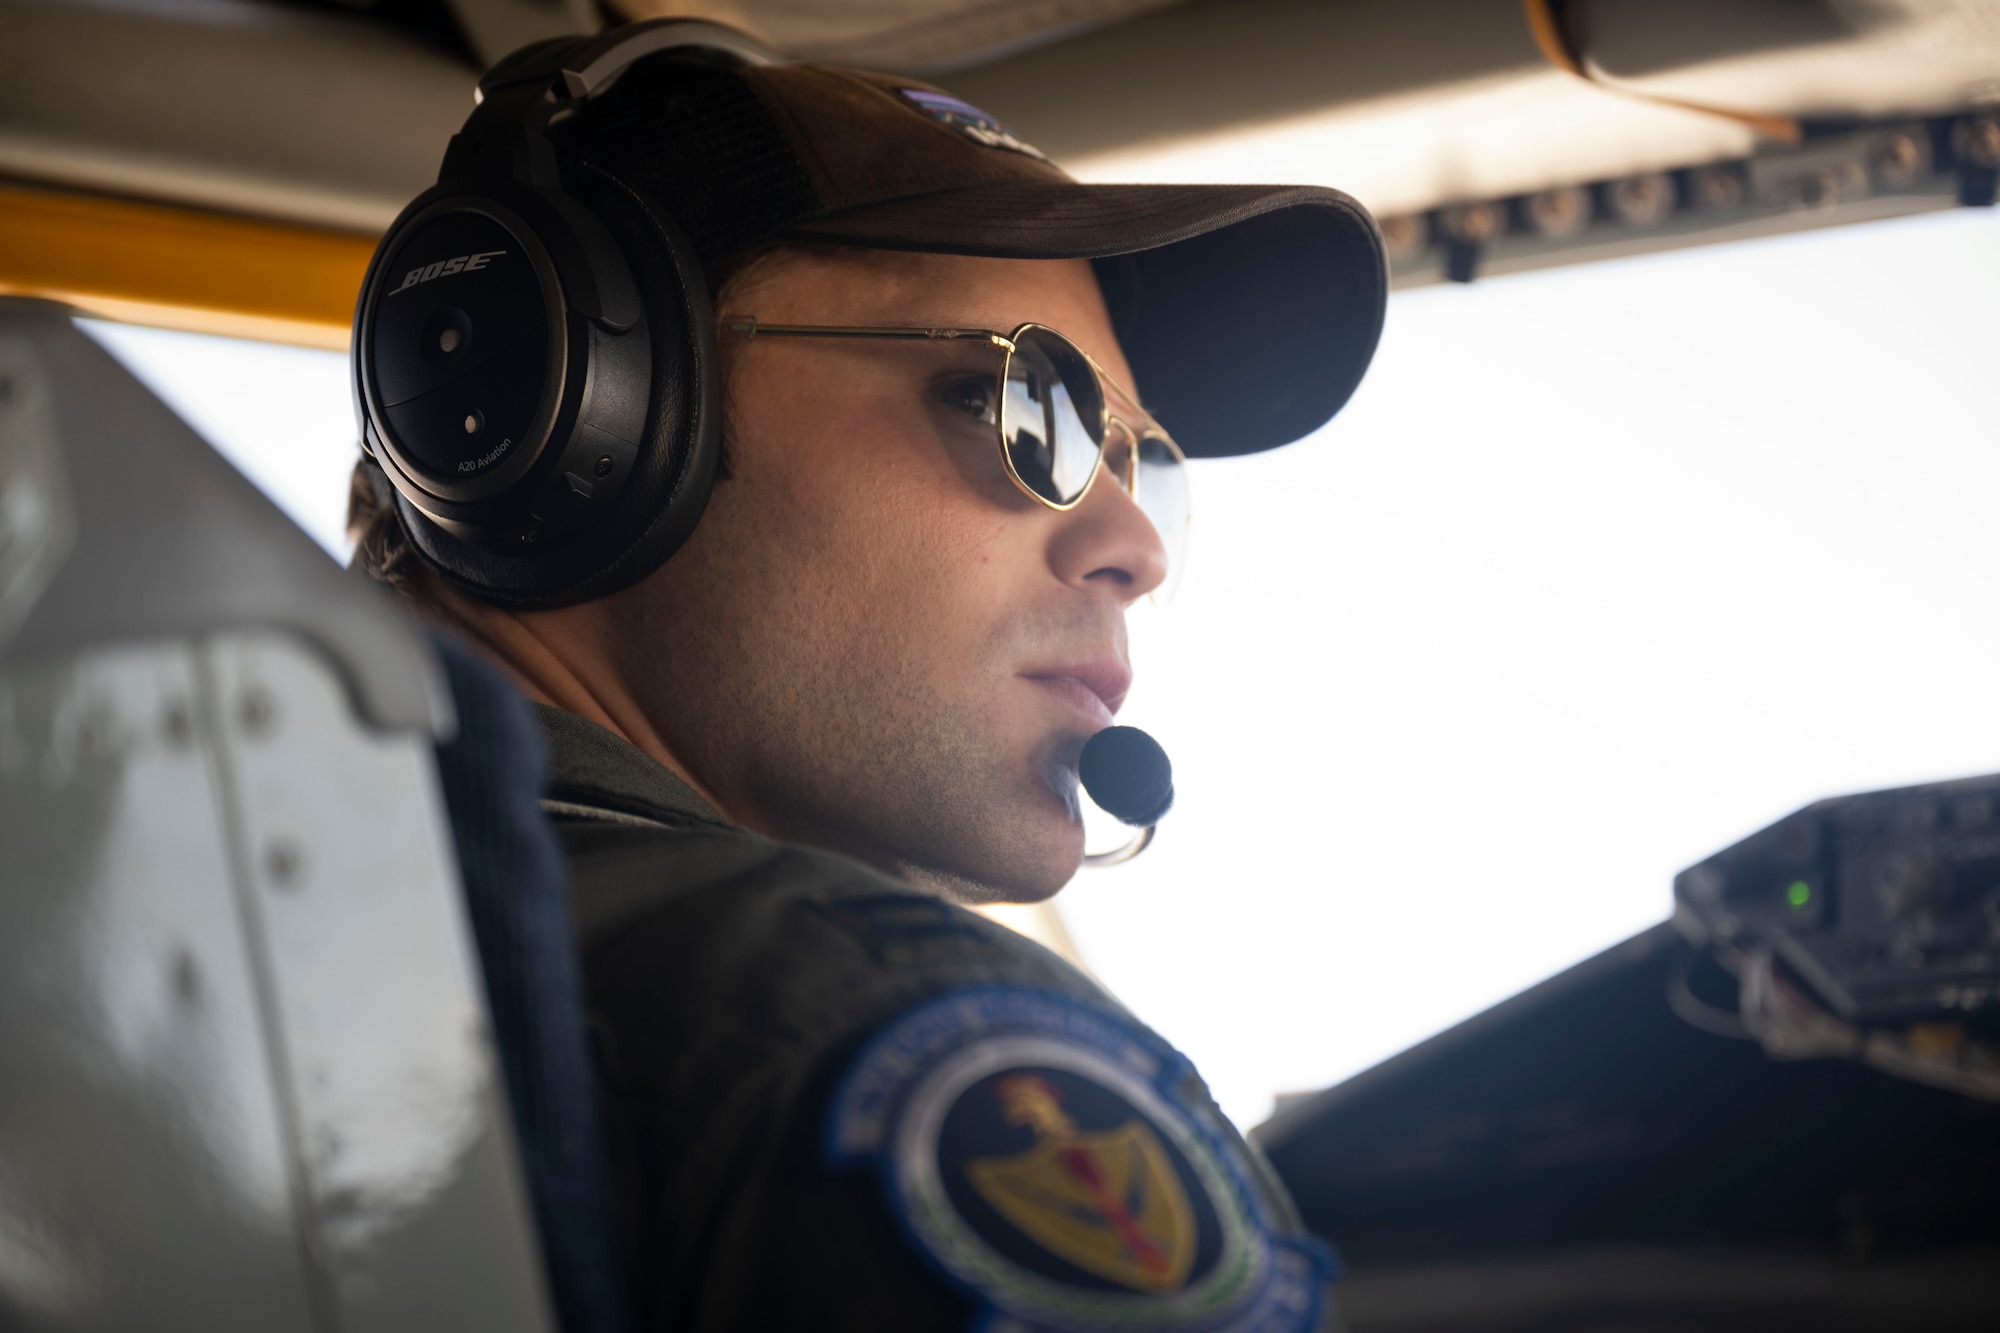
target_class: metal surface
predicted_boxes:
[0,641,318,1331]
[0,333,75,646]
[1080,823,1154,868]
[445,0,595,69]
[954,0,2000,282]
[6,0,1999,335]
[1673,768,2000,1025]
[7,0,1998,235]
[0,632,557,1332]
[1255,925,2000,1331]
[0,299,446,736]
[1386,117,1976,288]
[0,297,559,1333]
[963,0,2000,192]
[0,0,476,233]
[606,0,1186,70]
[207,630,555,1333]
[1582,0,2000,120]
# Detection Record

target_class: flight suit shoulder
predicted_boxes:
[560,816,1105,1018]
[559,819,1334,1333]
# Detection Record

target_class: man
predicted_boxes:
[350,23,1385,1332]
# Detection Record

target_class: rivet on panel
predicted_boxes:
[161,698,195,748]
[1523,186,1589,240]
[78,699,119,758]
[265,837,306,890]
[1606,172,1675,229]
[1872,132,1925,188]
[1377,214,1430,265]
[1690,163,1746,211]
[171,947,203,1006]
[239,686,276,738]
[1957,115,2000,170]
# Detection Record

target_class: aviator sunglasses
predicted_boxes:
[722,318,1191,599]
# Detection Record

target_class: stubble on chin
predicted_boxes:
[614,533,1107,901]
[744,610,1100,903]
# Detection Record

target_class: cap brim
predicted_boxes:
[782,182,1387,458]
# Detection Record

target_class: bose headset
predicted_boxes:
[352,20,778,607]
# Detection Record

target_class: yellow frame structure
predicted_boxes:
[0,183,377,349]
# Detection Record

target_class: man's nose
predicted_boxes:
[1046,459,1170,603]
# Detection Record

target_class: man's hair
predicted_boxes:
[346,241,831,609]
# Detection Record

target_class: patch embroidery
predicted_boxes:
[827,987,1331,1332]
[899,89,1053,162]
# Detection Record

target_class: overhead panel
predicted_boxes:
[0,0,476,232]
[2,0,1995,346]
[1581,0,2000,121]
[0,304,555,1333]
[950,0,1998,205]
[942,0,2000,283]
[604,0,1186,70]
[446,0,598,67]
[946,0,1772,228]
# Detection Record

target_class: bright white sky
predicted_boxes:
[85,205,2000,1129]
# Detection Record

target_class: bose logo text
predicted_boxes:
[392,251,505,293]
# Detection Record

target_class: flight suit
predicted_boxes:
[535,704,1339,1332]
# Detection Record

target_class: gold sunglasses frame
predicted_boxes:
[720,316,1189,516]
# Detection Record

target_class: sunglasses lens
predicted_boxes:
[1135,433,1191,602]
[1000,327,1104,505]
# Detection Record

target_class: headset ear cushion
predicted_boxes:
[548,169,721,600]
[393,172,720,607]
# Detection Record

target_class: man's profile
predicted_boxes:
[348,19,1385,1331]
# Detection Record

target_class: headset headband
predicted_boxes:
[552,20,778,99]
[446,20,782,192]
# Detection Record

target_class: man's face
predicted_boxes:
[601,249,1168,901]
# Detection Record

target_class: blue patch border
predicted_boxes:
[825,986,1333,1333]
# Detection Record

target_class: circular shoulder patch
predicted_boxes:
[826,988,1330,1332]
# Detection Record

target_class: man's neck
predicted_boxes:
[426,579,735,819]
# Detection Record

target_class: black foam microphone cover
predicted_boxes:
[1080,726,1174,827]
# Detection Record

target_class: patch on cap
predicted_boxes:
[899,88,1052,163]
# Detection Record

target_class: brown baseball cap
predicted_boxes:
[549,44,1387,459]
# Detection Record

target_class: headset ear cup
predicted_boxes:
[386,175,720,607]
[557,169,720,600]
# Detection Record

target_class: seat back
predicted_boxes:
[0,299,590,1333]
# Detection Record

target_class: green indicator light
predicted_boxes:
[1786,880,1812,909]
